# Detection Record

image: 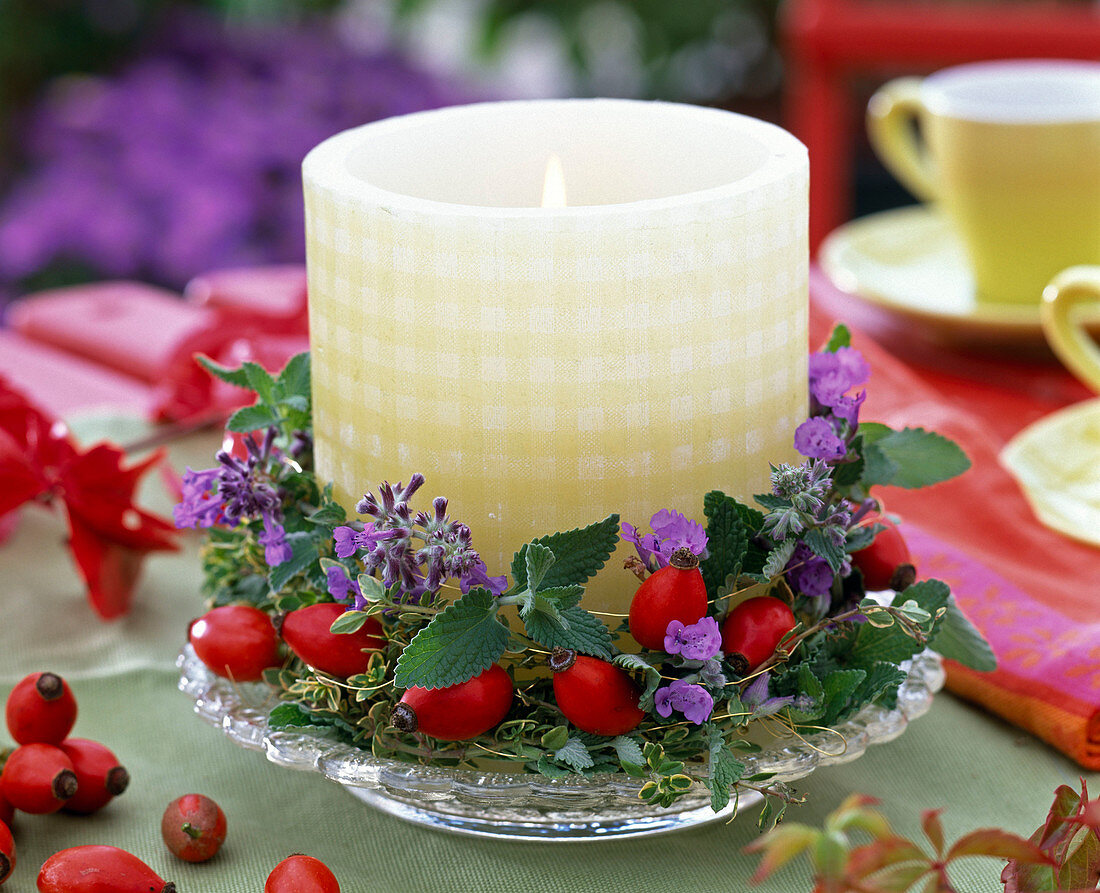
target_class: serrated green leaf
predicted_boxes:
[930,599,997,672]
[851,661,908,710]
[269,702,331,729]
[788,665,825,722]
[848,580,951,666]
[833,451,865,488]
[512,514,619,591]
[227,403,280,433]
[704,728,746,812]
[701,491,750,599]
[846,523,879,553]
[280,394,309,412]
[308,500,347,527]
[614,653,663,707]
[268,531,319,592]
[196,354,250,388]
[277,352,311,402]
[533,756,572,779]
[555,737,594,771]
[611,735,644,767]
[754,493,792,511]
[524,605,613,659]
[860,442,900,488]
[762,539,797,579]
[524,542,556,593]
[329,610,370,635]
[803,527,846,574]
[871,427,971,489]
[242,361,277,403]
[394,589,508,690]
[821,668,867,726]
[823,323,851,352]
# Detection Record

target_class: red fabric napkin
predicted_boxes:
[810,267,1100,769]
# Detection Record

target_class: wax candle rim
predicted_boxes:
[302,97,807,218]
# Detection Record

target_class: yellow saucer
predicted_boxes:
[1001,398,1100,549]
[820,206,1100,347]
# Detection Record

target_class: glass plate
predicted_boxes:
[177,646,945,842]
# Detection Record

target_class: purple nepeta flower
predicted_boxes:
[785,543,833,599]
[742,672,795,718]
[832,390,867,429]
[654,679,714,725]
[835,346,871,388]
[258,513,292,567]
[664,617,723,661]
[172,466,223,529]
[622,509,708,571]
[214,430,281,524]
[459,559,509,596]
[333,522,397,559]
[326,565,362,603]
[794,417,847,461]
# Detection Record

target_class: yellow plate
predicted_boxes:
[1001,398,1100,549]
[820,206,1100,346]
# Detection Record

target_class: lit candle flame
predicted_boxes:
[541,153,567,208]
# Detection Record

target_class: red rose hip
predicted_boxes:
[0,790,12,829]
[5,672,77,745]
[37,845,176,892]
[59,739,130,815]
[0,743,77,814]
[280,602,385,678]
[265,854,340,893]
[550,650,646,736]
[852,520,915,592]
[391,664,513,741]
[628,548,708,650]
[161,793,227,863]
[721,597,796,675]
[0,819,13,885]
[189,604,281,681]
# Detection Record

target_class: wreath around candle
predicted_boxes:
[178,324,993,824]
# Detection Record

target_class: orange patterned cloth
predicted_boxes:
[811,269,1100,769]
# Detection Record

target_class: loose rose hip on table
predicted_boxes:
[5,672,77,745]
[0,744,77,815]
[0,819,13,885]
[189,604,282,681]
[265,854,340,893]
[60,739,130,815]
[37,845,175,893]
[161,793,227,863]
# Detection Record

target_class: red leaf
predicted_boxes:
[745,824,819,884]
[66,508,154,620]
[847,837,929,880]
[922,809,946,858]
[946,829,1054,865]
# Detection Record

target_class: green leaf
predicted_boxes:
[227,403,280,433]
[870,427,971,489]
[702,491,749,598]
[242,361,278,403]
[196,354,250,388]
[848,580,951,666]
[929,599,997,672]
[269,702,330,730]
[277,352,311,402]
[393,589,509,690]
[540,726,569,751]
[859,422,893,445]
[279,394,309,412]
[511,514,620,591]
[762,539,797,579]
[852,661,909,711]
[788,665,825,722]
[821,668,867,726]
[611,735,644,768]
[704,728,746,812]
[268,532,319,593]
[329,610,370,635]
[524,605,613,659]
[832,453,865,488]
[803,527,846,574]
[524,542,557,593]
[307,500,347,528]
[613,653,663,708]
[555,737,594,771]
[355,574,387,604]
[860,442,900,488]
[754,493,792,511]
[823,323,851,352]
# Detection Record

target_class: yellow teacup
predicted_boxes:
[1042,266,1100,393]
[868,60,1100,307]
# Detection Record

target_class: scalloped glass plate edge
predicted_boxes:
[177,646,945,842]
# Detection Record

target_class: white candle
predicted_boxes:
[303,99,808,611]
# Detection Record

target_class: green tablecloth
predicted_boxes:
[1,430,1095,892]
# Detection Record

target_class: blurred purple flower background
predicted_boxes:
[0,13,471,303]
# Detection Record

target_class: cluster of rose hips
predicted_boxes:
[190,523,912,745]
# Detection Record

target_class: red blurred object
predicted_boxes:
[0,375,178,619]
[781,0,1100,251]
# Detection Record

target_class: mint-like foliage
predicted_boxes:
[705,727,746,812]
[701,490,750,599]
[555,737,595,771]
[524,605,613,659]
[510,514,619,592]
[930,599,997,672]
[393,589,509,690]
[862,427,970,489]
[822,323,852,352]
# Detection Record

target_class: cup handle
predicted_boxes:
[1042,266,1100,393]
[866,78,938,202]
